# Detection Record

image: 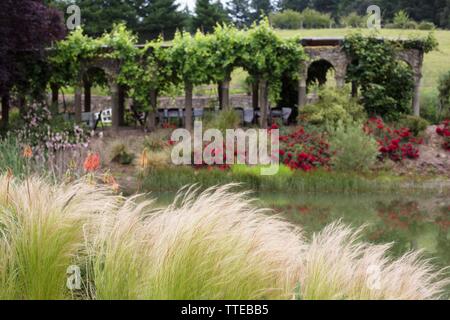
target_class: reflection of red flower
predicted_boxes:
[84,153,100,172]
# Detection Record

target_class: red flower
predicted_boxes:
[436,120,450,152]
[84,153,100,172]
[366,118,421,161]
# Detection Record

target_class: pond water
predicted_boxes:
[154,191,450,293]
[257,193,450,268]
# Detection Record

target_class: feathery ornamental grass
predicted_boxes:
[0,176,447,299]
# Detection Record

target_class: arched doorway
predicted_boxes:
[307,59,336,87]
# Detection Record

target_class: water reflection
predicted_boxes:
[264,194,450,269]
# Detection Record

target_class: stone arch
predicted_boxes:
[304,46,349,88]
[306,59,335,86]
[298,44,350,108]
[396,49,424,116]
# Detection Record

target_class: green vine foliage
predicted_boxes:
[50,28,99,87]
[170,30,217,86]
[398,32,439,53]
[344,33,416,120]
[208,24,247,81]
[48,22,307,113]
[122,40,177,111]
[243,19,306,101]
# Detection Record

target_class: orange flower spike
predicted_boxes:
[83,153,100,172]
[22,145,33,159]
[139,148,150,169]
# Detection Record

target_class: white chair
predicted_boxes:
[101,109,112,124]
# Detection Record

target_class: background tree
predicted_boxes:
[228,0,253,28]
[74,0,138,37]
[0,0,65,128]
[137,0,185,40]
[279,0,310,12]
[192,0,229,33]
[251,0,273,21]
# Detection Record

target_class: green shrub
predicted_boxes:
[328,121,379,172]
[418,21,436,30]
[109,142,135,165]
[404,21,418,29]
[344,33,416,120]
[205,109,241,132]
[0,136,26,177]
[299,88,367,127]
[393,10,412,29]
[143,137,165,152]
[398,115,430,136]
[438,71,450,120]
[270,10,303,29]
[301,8,334,28]
[420,91,440,123]
[340,12,365,28]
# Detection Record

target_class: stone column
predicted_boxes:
[252,81,259,111]
[118,85,126,126]
[109,81,120,131]
[298,63,308,109]
[74,83,82,124]
[258,79,268,129]
[298,77,307,109]
[50,83,59,114]
[335,64,347,89]
[412,73,422,116]
[146,89,158,131]
[83,81,91,112]
[217,83,223,109]
[185,81,193,131]
[220,73,231,110]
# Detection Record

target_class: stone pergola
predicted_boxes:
[56,37,425,130]
[297,37,424,116]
